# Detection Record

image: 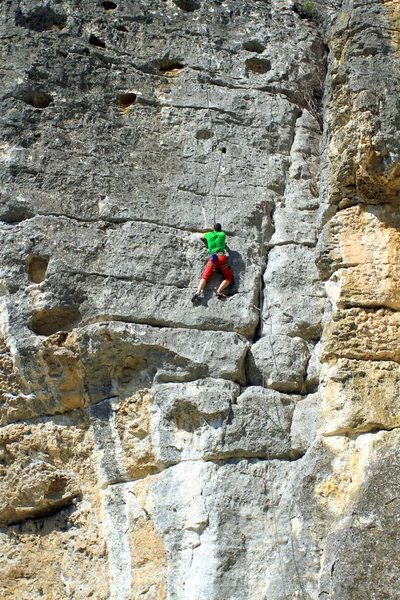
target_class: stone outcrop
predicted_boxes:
[1,0,400,598]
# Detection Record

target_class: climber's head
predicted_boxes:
[214,223,222,232]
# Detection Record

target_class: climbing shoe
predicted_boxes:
[216,291,227,299]
[191,291,203,302]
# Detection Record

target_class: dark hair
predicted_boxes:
[214,223,222,231]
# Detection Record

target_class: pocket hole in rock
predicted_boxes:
[172,0,201,12]
[120,356,147,382]
[246,57,271,74]
[242,41,266,54]
[118,93,137,113]
[21,90,54,109]
[116,25,128,32]
[101,1,117,10]
[26,255,50,284]
[89,34,106,49]
[221,147,227,154]
[16,7,67,32]
[196,129,213,140]
[158,60,185,75]
[170,403,203,432]
[30,306,82,336]
[0,207,34,223]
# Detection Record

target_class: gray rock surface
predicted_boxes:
[247,334,310,392]
[1,0,400,598]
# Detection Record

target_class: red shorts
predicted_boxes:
[201,254,233,283]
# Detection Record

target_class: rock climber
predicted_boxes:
[191,223,233,302]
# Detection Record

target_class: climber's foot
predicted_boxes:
[191,291,203,303]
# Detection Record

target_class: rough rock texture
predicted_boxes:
[1,0,400,598]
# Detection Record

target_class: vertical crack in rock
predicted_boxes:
[102,484,133,600]
[90,399,128,488]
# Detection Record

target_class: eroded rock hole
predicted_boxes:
[158,60,185,75]
[116,25,128,32]
[172,0,201,12]
[294,0,319,20]
[30,306,82,336]
[89,35,106,49]
[26,255,50,284]
[196,130,213,140]
[21,90,54,109]
[170,403,203,432]
[120,356,147,383]
[0,207,34,223]
[246,58,271,74]
[118,93,137,112]
[16,6,67,32]
[243,41,265,54]
[101,1,117,10]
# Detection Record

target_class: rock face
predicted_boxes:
[1,0,400,598]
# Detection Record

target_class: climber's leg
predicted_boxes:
[216,257,233,296]
[192,260,214,302]
[192,277,207,302]
[216,278,231,295]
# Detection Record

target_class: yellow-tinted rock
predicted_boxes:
[41,332,85,411]
[0,337,27,426]
[130,480,167,599]
[355,143,400,204]
[320,307,400,363]
[320,203,400,436]
[320,359,400,435]
[0,501,109,600]
[0,331,86,425]
[0,419,93,526]
[315,436,371,515]
[0,339,21,399]
[115,391,162,480]
[0,417,109,600]
[324,206,400,310]
[385,0,400,50]
[0,404,170,599]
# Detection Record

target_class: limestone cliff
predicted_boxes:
[1,0,399,598]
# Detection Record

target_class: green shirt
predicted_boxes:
[204,231,226,255]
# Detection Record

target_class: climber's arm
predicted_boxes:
[195,227,213,240]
